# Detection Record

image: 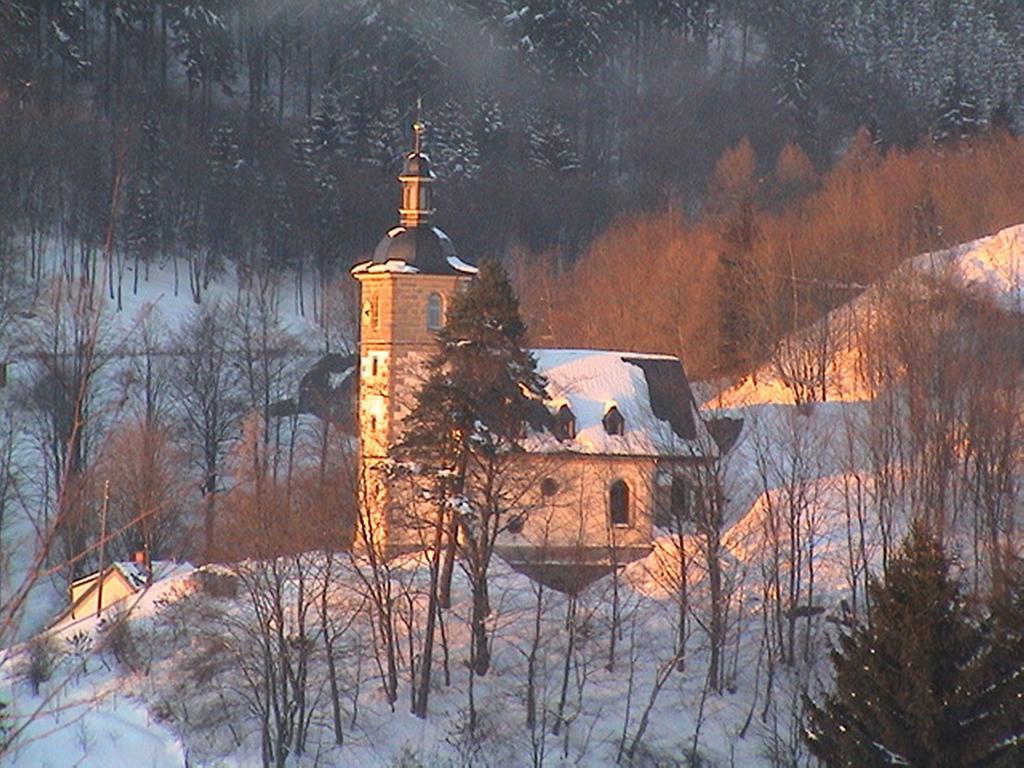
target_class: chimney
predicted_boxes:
[133,550,147,566]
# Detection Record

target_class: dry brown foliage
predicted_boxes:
[521,132,1024,378]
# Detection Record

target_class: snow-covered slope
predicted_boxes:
[1,563,193,767]
[718,223,1024,408]
[0,247,342,643]
[624,225,1024,619]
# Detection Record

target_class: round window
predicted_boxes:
[540,478,559,497]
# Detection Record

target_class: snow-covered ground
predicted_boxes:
[4,224,1024,765]
[2,554,781,767]
[2,563,192,767]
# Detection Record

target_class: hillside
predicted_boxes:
[3,228,1021,765]
[716,222,1024,408]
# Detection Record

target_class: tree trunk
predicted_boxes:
[412,501,446,718]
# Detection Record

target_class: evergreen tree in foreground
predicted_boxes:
[804,523,1024,767]
[400,258,547,687]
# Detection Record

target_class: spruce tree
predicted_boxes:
[804,523,1022,767]
[982,559,1024,766]
[400,258,547,682]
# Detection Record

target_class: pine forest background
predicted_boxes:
[2,0,1024,376]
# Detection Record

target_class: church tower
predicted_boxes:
[351,120,477,552]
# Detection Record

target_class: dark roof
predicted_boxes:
[270,353,358,427]
[705,417,744,454]
[621,356,698,440]
[371,225,464,274]
[400,150,435,180]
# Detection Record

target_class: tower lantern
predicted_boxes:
[398,119,435,228]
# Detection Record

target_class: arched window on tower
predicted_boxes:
[427,292,443,331]
[609,479,630,527]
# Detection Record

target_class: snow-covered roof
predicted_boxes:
[351,255,478,275]
[113,561,149,590]
[524,349,715,458]
[69,561,149,591]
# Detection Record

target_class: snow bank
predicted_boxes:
[8,695,186,768]
[716,222,1024,409]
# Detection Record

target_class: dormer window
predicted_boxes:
[603,406,625,436]
[552,404,576,441]
[427,292,443,331]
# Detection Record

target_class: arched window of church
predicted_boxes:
[670,476,691,527]
[609,479,630,527]
[427,292,443,331]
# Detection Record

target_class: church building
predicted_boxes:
[351,122,720,588]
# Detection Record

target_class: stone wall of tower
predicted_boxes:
[353,271,471,553]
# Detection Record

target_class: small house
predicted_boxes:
[67,558,149,620]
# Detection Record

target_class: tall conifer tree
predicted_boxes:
[400,258,547,684]
[805,523,1024,767]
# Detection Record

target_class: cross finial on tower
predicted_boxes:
[412,97,425,155]
[398,98,435,228]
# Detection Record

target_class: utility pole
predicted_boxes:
[95,479,110,618]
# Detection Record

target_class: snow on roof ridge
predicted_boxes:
[351,259,421,274]
[447,254,479,273]
[531,347,679,361]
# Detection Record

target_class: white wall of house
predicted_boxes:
[69,570,138,619]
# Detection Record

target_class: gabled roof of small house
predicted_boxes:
[113,561,149,589]
[70,561,149,592]
[524,349,715,458]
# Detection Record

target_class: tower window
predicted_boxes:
[552,404,576,441]
[603,406,625,436]
[371,356,379,377]
[609,480,630,527]
[363,295,380,330]
[427,292,443,331]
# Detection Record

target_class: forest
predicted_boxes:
[1,1,1024,766]
[2,1,1024,373]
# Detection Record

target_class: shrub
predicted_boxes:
[98,611,144,673]
[23,635,61,695]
